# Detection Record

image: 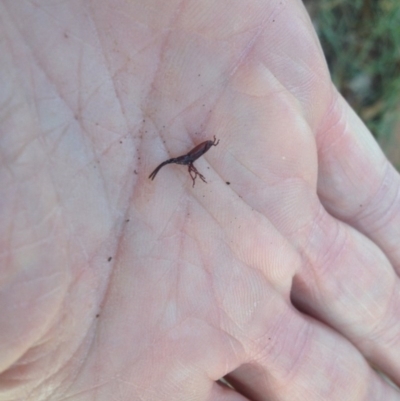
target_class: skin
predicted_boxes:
[1,1,400,400]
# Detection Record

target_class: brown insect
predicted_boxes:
[149,136,219,187]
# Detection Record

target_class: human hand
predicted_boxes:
[1,1,400,400]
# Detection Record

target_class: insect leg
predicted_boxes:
[148,159,175,180]
[188,163,206,187]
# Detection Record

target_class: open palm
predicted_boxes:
[1,1,400,400]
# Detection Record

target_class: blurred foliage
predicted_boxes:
[306,0,400,143]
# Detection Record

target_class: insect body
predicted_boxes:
[149,136,219,187]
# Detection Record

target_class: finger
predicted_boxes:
[316,91,400,273]
[206,382,250,401]
[290,202,400,387]
[226,308,400,401]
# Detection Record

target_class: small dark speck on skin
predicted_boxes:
[108,257,112,262]
[96,314,100,318]
[134,170,138,174]
[126,219,130,222]
[120,141,123,144]
[360,204,363,207]
[226,182,230,185]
